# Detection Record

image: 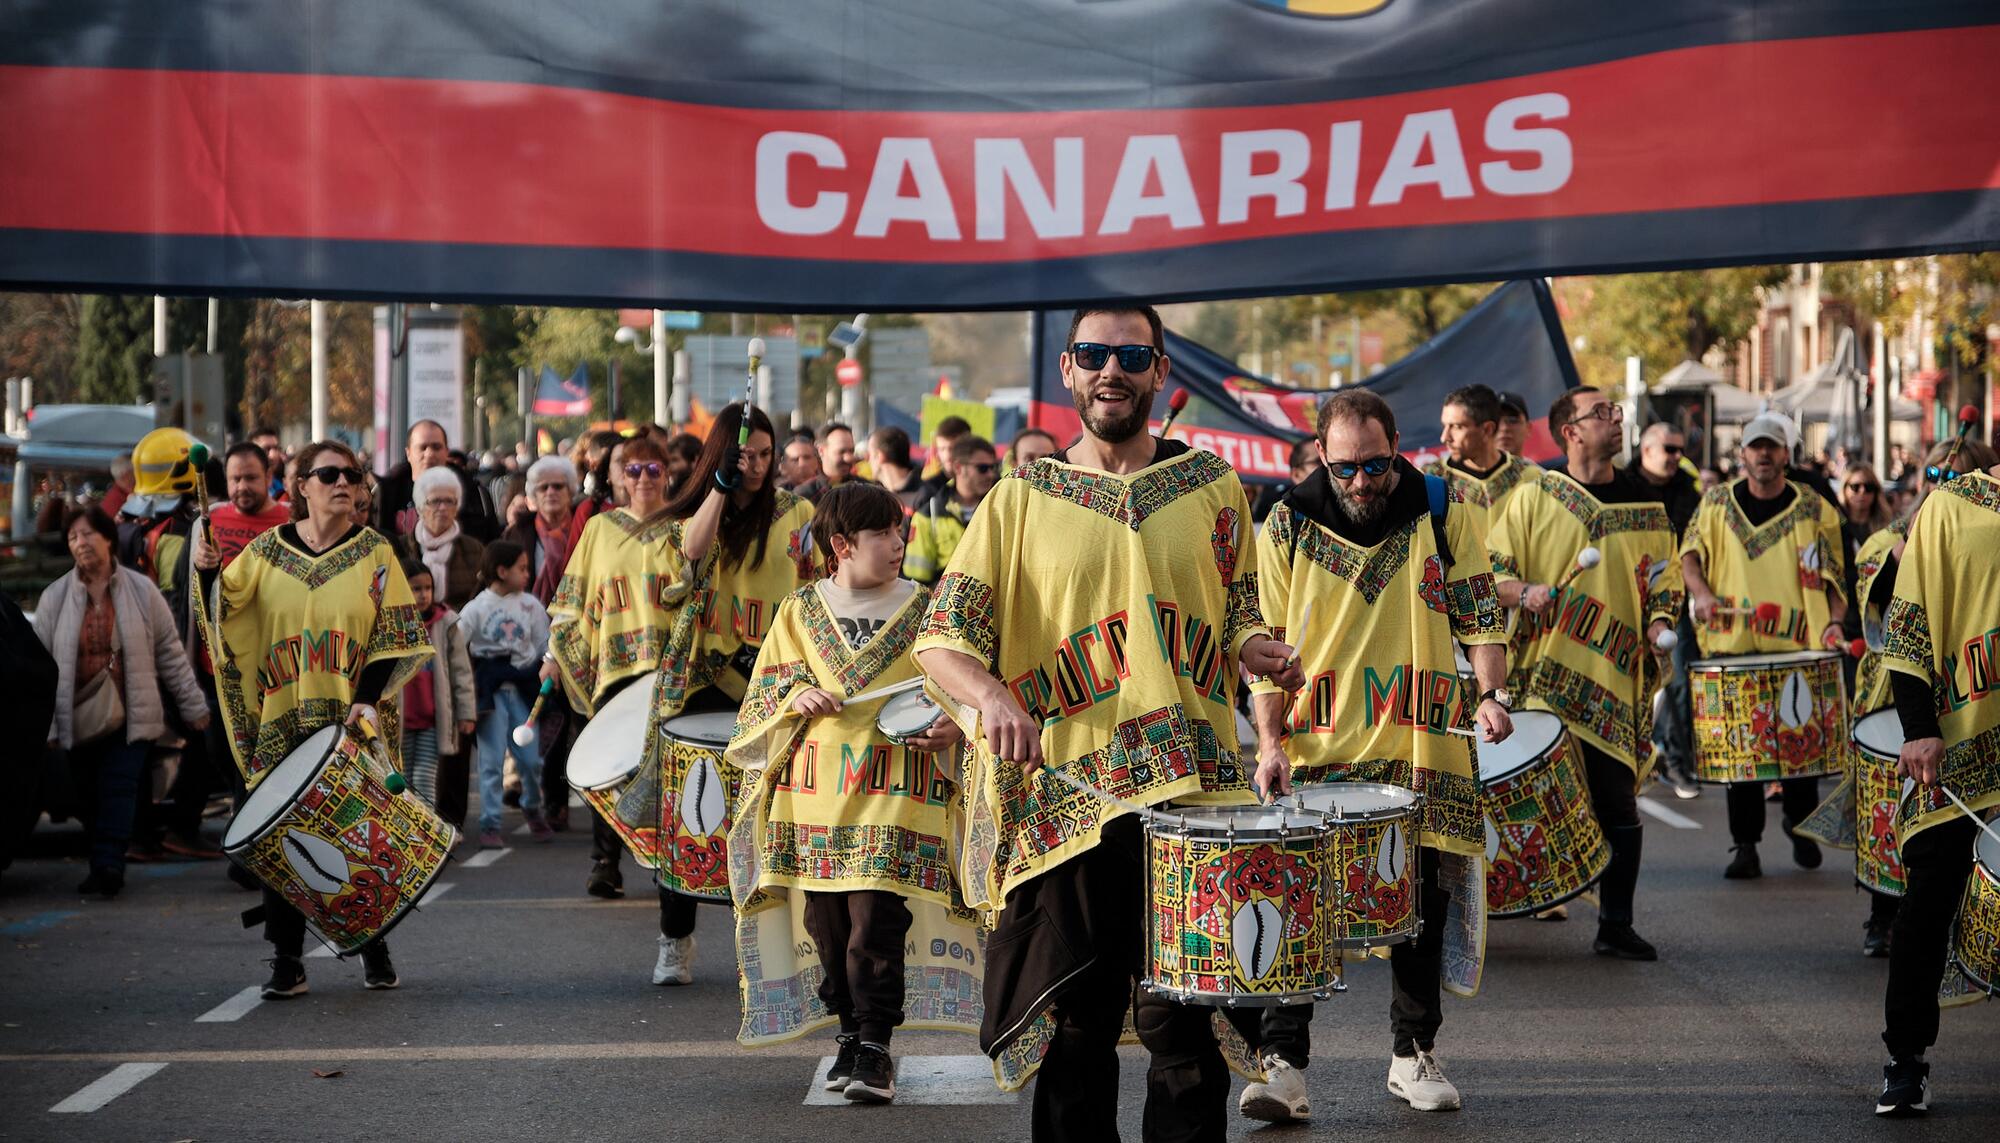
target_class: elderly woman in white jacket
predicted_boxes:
[36,505,208,898]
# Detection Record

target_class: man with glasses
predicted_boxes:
[903,434,999,586]
[1423,384,1541,540]
[1636,423,1705,799]
[375,420,500,543]
[1488,386,1683,962]
[916,304,1300,1143]
[1233,387,1513,1124]
[1680,412,1848,880]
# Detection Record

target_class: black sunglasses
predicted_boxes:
[1327,455,1395,480]
[967,463,998,475]
[1659,444,1684,456]
[1925,464,1959,484]
[307,465,365,486]
[1069,342,1159,373]
[625,462,665,480]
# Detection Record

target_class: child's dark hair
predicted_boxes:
[811,482,905,571]
[401,559,433,586]
[481,539,527,586]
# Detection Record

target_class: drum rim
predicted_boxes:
[1138,979,1339,1007]
[1473,709,1569,785]
[223,724,344,851]
[1486,853,1611,919]
[878,691,944,736]
[1850,708,1905,761]
[664,709,738,748]
[1287,780,1423,822]
[1687,649,1843,670]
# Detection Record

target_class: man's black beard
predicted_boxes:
[1074,384,1152,444]
[1332,479,1392,525]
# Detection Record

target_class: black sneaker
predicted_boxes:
[1782,819,1822,870]
[1862,921,1892,959]
[360,941,399,990]
[261,956,309,999]
[845,1043,896,1104]
[1875,1057,1928,1117]
[824,1033,860,1092]
[585,862,625,900]
[1724,844,1762,880]
[1592,922,1659,961]
[76,868,124,898]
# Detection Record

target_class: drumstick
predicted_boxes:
[741,338,765,444]
[783,676,925,719]
[1938,784,2000,849]
[511,678,556,747]
[1286,601,1313,669]
[1653,628,1678,652]
[1548,546,1601,596]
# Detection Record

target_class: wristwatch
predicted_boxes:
[1479,688,1512,709]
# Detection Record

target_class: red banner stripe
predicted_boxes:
[2,27,1994,264]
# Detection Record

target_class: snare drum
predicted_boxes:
[658,711,742,901]
[1850,710,1913,896]
[1951,826,2000,994]
[1477,710,1610,917]
[1291,783,1422,949]
[1144,803,1342,1006]
[1689,650,1847,783]
[568,672,664,870]
[224,724,455,955]
[877,690,945,745]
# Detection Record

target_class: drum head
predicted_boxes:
[878,691,942,737]
[225,724,341,848]
[1689,650,1841,671]
[665,710,738,748]
[569,673,655,789]
[1852,709,1905,761]
[1293,782,1416,819]
[1474,710,1566,783]
[1978,824,2000,877]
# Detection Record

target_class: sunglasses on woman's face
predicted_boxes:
[625,462,664,480]
[308,465,366,486]
[1845,482,1878,494]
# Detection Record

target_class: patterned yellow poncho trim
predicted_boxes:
[547,508,692,717]
[912,447,1269,913]
[202,527,431,788]
[1851,517,1911,714]
[676,491,819,705]
[1248,483,1504,857]
[725,580,983,1048]
[1878,472,2000,844]
[1423,452,1540,541]
[1488,471,1684,776]
[1679,479,1845,657]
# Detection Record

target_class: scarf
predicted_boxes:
[414,518,460,597]
[532,512,572,604]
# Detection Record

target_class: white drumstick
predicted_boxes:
[1286,600,1313,669]
[1549,545,1601,595]
[1940,783,2000,849]
[1654,628,1678,652]
[784,675,925,718]
[1446,726,1478,738]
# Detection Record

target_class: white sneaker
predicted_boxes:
[1239,1056,1312,1122]
[652,934,695,986]
[1387,1049,1461,1111]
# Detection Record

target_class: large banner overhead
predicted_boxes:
[3,2,1997,310]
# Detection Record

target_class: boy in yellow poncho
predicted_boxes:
[1488,387,1682,962]
[727,482,975,1105]
[1680,413,1847,879]
[1868,443,2000,1119]
[916,306,1302,1136]
[1238,388,1513,1123]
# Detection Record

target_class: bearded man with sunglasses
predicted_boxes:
[1487,386,1683,962]
[917,305,1301,1143]
[192,440,434,998]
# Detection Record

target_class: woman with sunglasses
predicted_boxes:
[191,439,434,999]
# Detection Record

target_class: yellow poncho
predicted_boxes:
[546,508,692,717]
[1488,471,1684,776]
[1250,474,1504,856]
[912,447,1269,913]
[204,526,431,788]
[1878,472,2000,843]
[1851,517,1911,714]
[726,580,984,1047]
[679,490,819,704]
[1423,452,1540,541]
[1679,480,1845,657]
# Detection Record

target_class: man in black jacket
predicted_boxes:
[374,420,499,542]
[1,592,59,874]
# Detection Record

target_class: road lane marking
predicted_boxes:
[194,986,265,1023]
[463,848,510,868]
[3,911,80,938]
[1638,797,1701,830]
[50,1062,169,1113]
[804,1055,1016,1105]
[513,823,533,836]
[423,881,456,904]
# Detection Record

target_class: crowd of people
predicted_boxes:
[6,304,1995,1136]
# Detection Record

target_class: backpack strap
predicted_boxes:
[1424,474,1453,570]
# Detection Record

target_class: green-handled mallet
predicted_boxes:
[512,677,556,748]
[741,337,765,442]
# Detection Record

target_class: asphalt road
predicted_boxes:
[3,785,1995,1143]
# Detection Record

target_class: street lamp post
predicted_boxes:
[615,312,675,429]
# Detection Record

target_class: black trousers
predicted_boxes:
[1223,846,1450,1066]
[1882,816,1979,1060]
[1724,777,1821,845]
[591,806,625,868]
[1021,815,1231,1143]
[163,672,226,838]
[803,889,912,1044]
[540,706,575,816]
[1582,741,1643,927]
